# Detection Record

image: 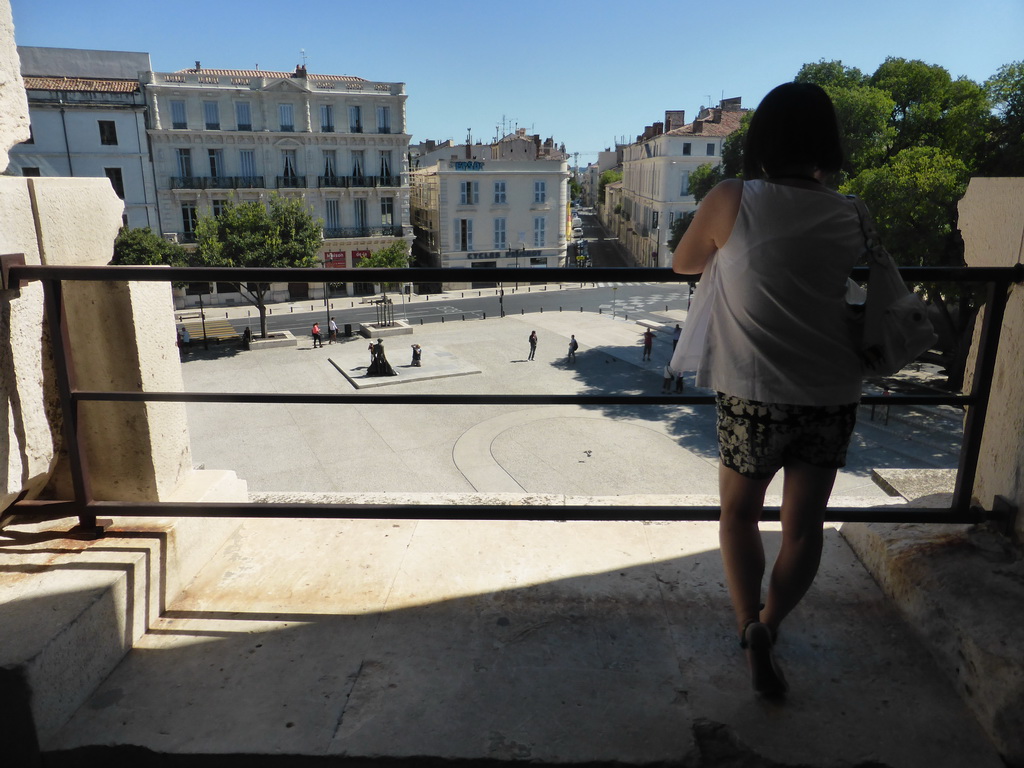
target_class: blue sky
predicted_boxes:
[10,0,1023,164]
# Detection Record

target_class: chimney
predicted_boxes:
[195,61,201,71]
[692,120,703,134]
[294,64,307,78]
[712,108,722,123]
[665,110,685,131]
[653,121,664,135]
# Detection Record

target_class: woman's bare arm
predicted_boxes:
[672,178,743,275]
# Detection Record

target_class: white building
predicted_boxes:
[614,100,745,267]
[409,130,569,289]
[143,62,412,304]
[9,47,160,230]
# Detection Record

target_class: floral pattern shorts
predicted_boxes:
[715,393,858,480]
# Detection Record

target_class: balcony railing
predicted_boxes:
[317,175,401,189]
[323,226,404,239]
[1,261,1021,535]
[169,176,265,190]
[275,175,306,189]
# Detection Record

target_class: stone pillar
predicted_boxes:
[959,177,1024,541]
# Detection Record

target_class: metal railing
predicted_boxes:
[2,262,1021,535]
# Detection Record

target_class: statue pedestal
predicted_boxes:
[359,320,413,339]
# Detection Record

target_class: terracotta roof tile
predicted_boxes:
[663,108,747,138]
[175,67,365,83]
[23,76,140,93]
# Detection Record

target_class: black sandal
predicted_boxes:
[741,621,788,697]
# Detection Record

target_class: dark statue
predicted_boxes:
[367,338,397,377]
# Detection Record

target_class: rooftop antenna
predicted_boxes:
[301,49,308,67]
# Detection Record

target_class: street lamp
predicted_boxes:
[507,241,526,289]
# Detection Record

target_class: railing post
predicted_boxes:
[41,278,106,536]
[952,276,1011,517]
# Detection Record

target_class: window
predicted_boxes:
[652,210,659,229]
[381,197,394,226]
[353,198,367,229]
[203,101,220,130]
[680,171,690,196]
[494,217,506,249]
[533,216,546,247]
[351,150,364,178]
[376,105,391,134]
[212,199,227,218]
[21,167,40,177]
[98,120,117,145]
[323,150,337,179]
[682,142,692,156]
[282,149,298,177]
[176,148,192,178]
[170,100,187,129]
[457,218,473,251]
[104,168,125,199]
[349,105,362,133]
[239,149,256,179]
[325,199,340,229]
[320,104,334,132]
[182,203,198,236]
[460,180,479,205]
[707,142,715,156]
[493,181,506,204]
[279,104,294,131]
[379,150,392,179]
[235,101,252,131]
[208,149,224,177]
[533,180,546,203]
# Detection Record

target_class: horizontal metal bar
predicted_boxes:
[71,391,971,407]
[11,499,986,524]
[9,264,1024,285]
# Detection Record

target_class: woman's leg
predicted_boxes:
[759,459,837,634]
[718,463,774,635]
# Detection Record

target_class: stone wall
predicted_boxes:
[959,177,1024,541]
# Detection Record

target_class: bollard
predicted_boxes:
[290,307,293,312]
[580,307,583,312]
[442,316,445,323]
[225,312,228,318]
[269,307,273,314]
[540,307,543,313]
[599,308,602,314]
[462,314,465,321]
[310,304,313,311]
[521,308,524,315]
[420,318,423,325]
[559,307,562,312]
[483,312,487,320]
[665,305,668,311]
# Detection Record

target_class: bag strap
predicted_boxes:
[847,195,888,266]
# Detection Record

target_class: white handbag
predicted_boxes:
[670,255,719,373]
[850,197,938,376]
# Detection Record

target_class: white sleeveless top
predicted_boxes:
[693,179,864,406]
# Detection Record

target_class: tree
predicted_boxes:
[356,241,409,293]
[795,59,866,90]
[598,169,621,204]
[720,111,751,178]
[984,61,1024,175]
[689,163,723,203]
[195,195,322,338]
[112,226,187,266]
[825,84,896,177]
[666,211,695,252]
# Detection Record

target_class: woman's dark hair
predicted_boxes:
[742,82,844,179]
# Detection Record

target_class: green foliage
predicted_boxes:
[721,111,751,178]
[795,59,866,89]
[598,169,622,204]
[667,212,695,252]
[825,84,896,176]
[841,146,969,268]
[689,163,723,203]
[984,61,1024,174]
[357,241,409,292]
[569,178,583,200]
[112,226,186,266]
[194,194,323,337]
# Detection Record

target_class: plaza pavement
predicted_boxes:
[32,295,1010,766]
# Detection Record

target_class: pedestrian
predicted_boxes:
[328,317,338,344]
[411,343,422,366]
[672,82,866,698]
[567,334,579,363]
[368,341,375,363]
[661,364,674,393]
[311,322,323,348]
[675,369,685,393]
[672,324,682,350]
[528,330,538,361]
[642,328,654,360]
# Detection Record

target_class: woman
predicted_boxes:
[672,82,864,697]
